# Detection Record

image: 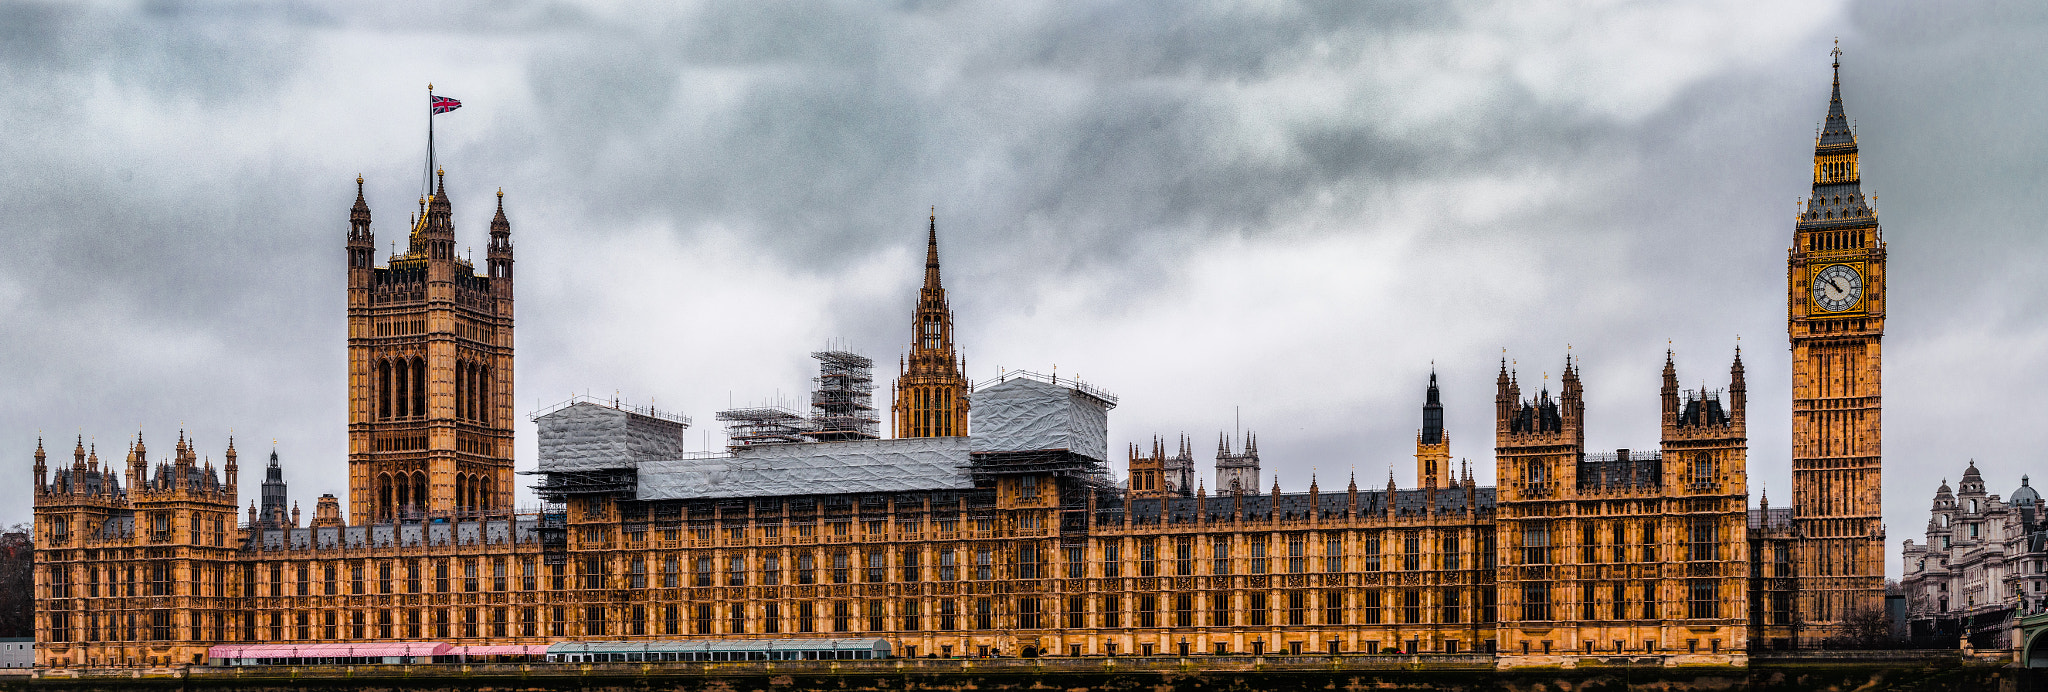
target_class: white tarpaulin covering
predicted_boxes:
[969,376,1110,461]
[538,402,691,471]
[637,437,972,500]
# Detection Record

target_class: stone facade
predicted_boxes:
[1489,352,1751,666]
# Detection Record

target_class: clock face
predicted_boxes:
[1811,264,1863,313]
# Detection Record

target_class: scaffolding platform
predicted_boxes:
[715,406,812,447]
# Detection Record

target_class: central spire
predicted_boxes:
[925,206,941,290]
[894,207,969,438]
[1421,369,1444,445]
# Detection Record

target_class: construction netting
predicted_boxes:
[636,436,973,501]
[969,376,1111,462]
[537,401,692,471]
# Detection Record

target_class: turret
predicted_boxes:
[487,188,514,287]
[1660,350,1680,425]
[1729,345,1747,426]
[313,494,345,528]
[413,170,457,261]
[1214,431,1260,494]
[1346,472,1359,518]
[1308,473,1320,517]
[1560,356,1585,448]
[348,176,375,274]
[224,437,238,491]
[1494,358,1517,435]
[32,438,46,495]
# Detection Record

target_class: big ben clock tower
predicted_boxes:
[1788,45,1886,643]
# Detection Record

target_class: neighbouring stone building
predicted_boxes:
[1901,463,2048,648]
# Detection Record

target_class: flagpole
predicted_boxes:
[426,83,436,199]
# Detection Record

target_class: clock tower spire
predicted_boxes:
[1787,42,1887,644]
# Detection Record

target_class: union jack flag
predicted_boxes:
[430,95,462,114]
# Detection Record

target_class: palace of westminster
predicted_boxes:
[29,56,1893,668]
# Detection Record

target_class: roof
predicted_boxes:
[208,642,450,658]
[2013,476,2039,507]
[1104,487,1496,524]
[637,436,973,501]
[1819,51,1855,148]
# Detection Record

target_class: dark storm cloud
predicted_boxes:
[3,1,2045,580]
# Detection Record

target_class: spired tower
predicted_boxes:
[892,210,969,438]
[255,447,288,529]
[345,171,516,524]
[1788,46,1887,637]
[1214,432,1260,494]
[1417,370,1452,489]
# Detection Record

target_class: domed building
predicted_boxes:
[1900,464,2048,648]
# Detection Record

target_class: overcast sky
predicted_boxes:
[5,1,2046,577]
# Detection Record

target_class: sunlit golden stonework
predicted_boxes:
[347,172,517,525]
[1786,46,1888,642]
[30,56,1885,670]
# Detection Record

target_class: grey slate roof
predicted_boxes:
[1101,488,1497,525]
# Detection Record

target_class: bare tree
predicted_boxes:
[1828,606,1896,650]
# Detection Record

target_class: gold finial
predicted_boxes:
[497,187,503,198]
[357,175,364,185]
[428,83,434,91]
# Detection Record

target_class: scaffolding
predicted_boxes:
[806,350,880,441]
[715,406,812,448]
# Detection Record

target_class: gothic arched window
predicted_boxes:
[455,360,468,422]
[378,360,393,419]
[411,358,427,418]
